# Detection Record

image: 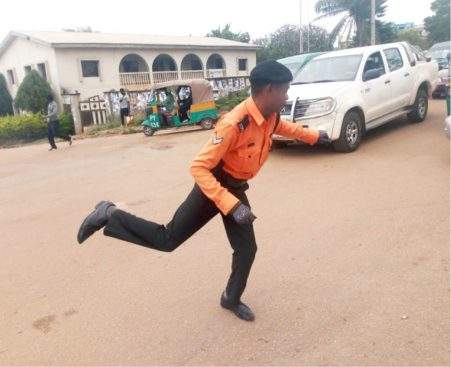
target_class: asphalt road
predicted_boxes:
[0,99,449,365]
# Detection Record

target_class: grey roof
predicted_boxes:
[0,30,258,57]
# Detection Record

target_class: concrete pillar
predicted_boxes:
[62,93,82,135]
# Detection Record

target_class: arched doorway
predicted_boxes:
[206,54,226,77]
[119,54,151,89]
[181,54,204,79]
[152,54,178,83]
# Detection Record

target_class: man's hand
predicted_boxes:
[317,130,332,145]
[231,203,257,225]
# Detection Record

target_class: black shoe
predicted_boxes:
[49,146,57,151]
[220,292,255,321]
[77,201,115,244]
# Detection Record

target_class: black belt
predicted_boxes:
[212,161,248,191]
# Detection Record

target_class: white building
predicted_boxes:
[0,31,258,104]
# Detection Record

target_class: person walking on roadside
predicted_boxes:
[46,95,72,151]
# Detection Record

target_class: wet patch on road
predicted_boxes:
[63,308,78,317]
[32,314,56,334]
[149,143,174,150]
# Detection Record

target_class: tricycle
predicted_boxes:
[142,79,219,136]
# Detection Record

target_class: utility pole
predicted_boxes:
[371,0,376,45]
[299,0,304,54]
[307,23,310,52]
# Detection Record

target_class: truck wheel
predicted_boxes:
[200,118,214,130]
[408,88,428,123]
[143,126,155,136]
[333,111,363,153]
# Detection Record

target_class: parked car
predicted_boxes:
[273,42,439,152]
[428,41,450,70]
[428,42,450,98]
[278,52,326,78]
[445,116,451,139]
[432,66,450,98]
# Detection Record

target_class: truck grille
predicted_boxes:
[294,100,312,118]
[280,102,292,115]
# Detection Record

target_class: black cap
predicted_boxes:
[249,60,293,85]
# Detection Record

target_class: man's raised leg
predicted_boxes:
[78,184,219,252]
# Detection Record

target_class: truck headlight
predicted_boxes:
[294,97,336,119]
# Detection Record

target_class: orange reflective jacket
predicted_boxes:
[190,97,319,215]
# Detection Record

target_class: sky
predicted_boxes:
[0,0,434,42]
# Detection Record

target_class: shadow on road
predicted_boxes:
[270,116,417,157]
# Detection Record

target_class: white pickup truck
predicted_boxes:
[274,42,439,152]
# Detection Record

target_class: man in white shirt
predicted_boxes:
[118,88,130,126]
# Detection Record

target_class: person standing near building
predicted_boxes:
[46,95,72,151]
[119,88,130,126]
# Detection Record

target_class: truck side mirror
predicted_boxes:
[363,69,381,82]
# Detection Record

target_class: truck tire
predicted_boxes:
[332,111,363,153]
[408,88,428,123]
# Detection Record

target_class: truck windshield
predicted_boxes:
[292,55,363,84]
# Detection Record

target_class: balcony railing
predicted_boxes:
[206,69,226,78]
[119,68,233,90]
[153,71,179,83]
[181,70,205,80]
[119,72,151,88]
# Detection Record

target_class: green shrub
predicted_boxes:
[128,112,146,126]
[0,73,13,116]
[0,113,46,143]
[15,70,53,113]
[0,112,74,144]
[216,87,250,112]
[58,112,75,135]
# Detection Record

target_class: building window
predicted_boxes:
[81,60,100,77]
[24,65,32,75]
[238,58,248,71]
[37,63,47,80]
[7,69,15,85]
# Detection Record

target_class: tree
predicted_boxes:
[255,24,331,62]
[0,73,13,116]
[207,24,250,43]
[375,21,398,44]
[396,29,430,50]
[424,0,450,45]
[315,0,387,47]
[15,70,53,113]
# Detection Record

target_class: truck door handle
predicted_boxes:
[385,80,391,84]
[404,73,410,77]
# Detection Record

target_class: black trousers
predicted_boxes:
[104,178,257,304]
[47,120,71,148]
[178,101,190,121]
[120,108,129,126]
